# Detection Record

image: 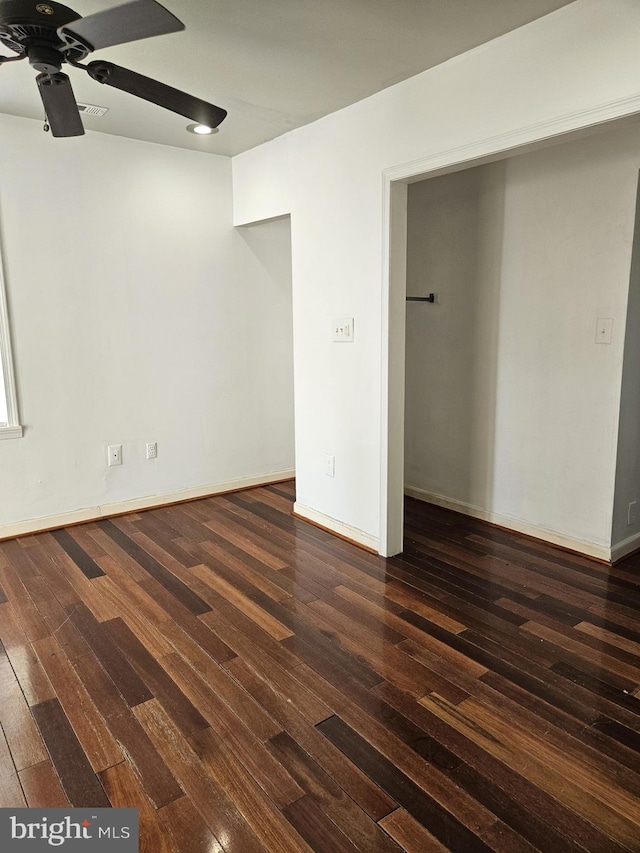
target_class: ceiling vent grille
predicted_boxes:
[76,103,109,117]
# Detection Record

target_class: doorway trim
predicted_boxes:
[379,94,640,557]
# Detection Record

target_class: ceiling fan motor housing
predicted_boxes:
[0,0,83,64]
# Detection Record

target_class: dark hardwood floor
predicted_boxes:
[0,481,639,851]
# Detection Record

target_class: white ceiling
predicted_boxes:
[0,0,575,156]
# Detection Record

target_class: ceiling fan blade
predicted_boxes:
[36,72,85,138]
[59,0,184,52]
[86,61,227,128]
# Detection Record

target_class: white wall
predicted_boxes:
[0,359,6,424]
[612,176,640,555]
[405,163,505,512]
[233,136,290,226]
[406,128,640,551]
[0,113,294,536]
[232,0,640,557]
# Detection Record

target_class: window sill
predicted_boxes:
[0,425,23,440]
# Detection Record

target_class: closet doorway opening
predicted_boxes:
[381,117,640,559]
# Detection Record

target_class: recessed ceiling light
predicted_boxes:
[186,123,219,135]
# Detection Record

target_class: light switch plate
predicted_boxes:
[332,318,354,342]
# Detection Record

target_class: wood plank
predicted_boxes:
[32,634,123,773]
[0,563,50,642]
[575,620,640,658]
[550,659,640,715]
[139,577,234,664]
[84,525,151,582]
[478,820,541,853]
[317,715,497,853]
[105,616,208,739]
[122,524,206,583]
[292,668,501,837]
[63,523,109,562]
[72,652,183,808]
[522,619,640,686]
[24,540,81,610]
[0,538,40,580]
[37,540,109,610]
[221,655,396,821]
[399,610,604,725]
[282,795,361,853]
[132,514,201,568]
[162,651,282,743]
[192,715,305,809]
[378,809,451,853]
[157,796,224,853]
[371,679,621,853]
[31,698,110,807]
[417,694,636,853]
[134,699,268,853]
[497,597,640,668]
[89,574,175,661]
[19,760,70,807]
[99,760,174,853]
[198,598,299,672]
[0,725,26,807]
[0,601,56,705]
[307,597,469,703]
[89,554,177,635]
[199,513,290,570]
[194,568,294,640]
[98,519,212,616]
[268,731,401,853]
[192,542,293,602]
[216,640,332,727]
[189,727,312,853]
[460,694,640,827]
[50,528,105,579]
[281,629,384,692]
[0,642,48,770]
[310,586,406,644]
[69,603,154,707]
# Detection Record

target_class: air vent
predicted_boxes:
[76,103,109,117]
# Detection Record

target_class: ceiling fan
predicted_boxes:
[0,0,227,137]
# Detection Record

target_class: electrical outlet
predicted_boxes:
[325,454,335,477]
[146,442,158,460]
[107,444,122,467]
[628,501,637,526]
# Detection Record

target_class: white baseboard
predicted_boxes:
[293,502,380,553]
[404,485,612,562]
[0,469,295,541]
[610,531,640,563]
